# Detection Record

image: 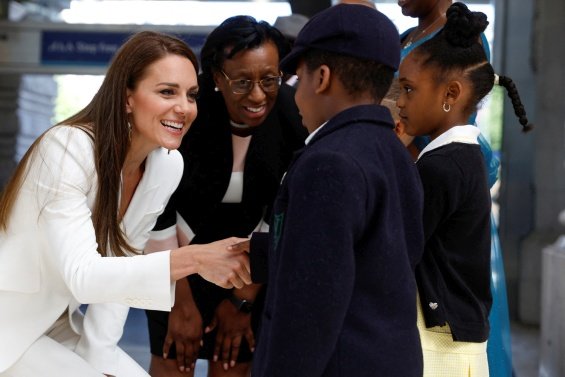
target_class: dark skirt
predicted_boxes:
[146,274,265,362]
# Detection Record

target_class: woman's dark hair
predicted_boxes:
[199,15,289,95]
[415,2,532,131]
[302,49,395,102]
[0,31,199,256]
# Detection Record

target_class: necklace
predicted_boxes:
[230,120,255,137]
[404,14,444,49]
[230,120,251,130]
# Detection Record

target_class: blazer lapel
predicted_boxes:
[121,149,162,250]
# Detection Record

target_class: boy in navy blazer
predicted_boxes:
[243,4,425,376]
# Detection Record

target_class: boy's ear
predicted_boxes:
[315,64,332,94]
[394,120,404,136]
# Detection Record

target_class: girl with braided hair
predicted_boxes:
[397,2,531,376]
[396,1,533,376]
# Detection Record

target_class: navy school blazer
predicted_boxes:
[251,105,425,377]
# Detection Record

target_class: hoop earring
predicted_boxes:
[442,103,451,113]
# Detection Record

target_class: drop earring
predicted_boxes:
[127,121,132,140]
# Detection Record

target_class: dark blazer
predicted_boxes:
[155,83,307,242]
[251,105,425,377]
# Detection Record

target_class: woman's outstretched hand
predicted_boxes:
[196,237,251,288]
[227,239,250,253]
[170,237,251,288]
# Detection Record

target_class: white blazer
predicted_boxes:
[0,126,183,374]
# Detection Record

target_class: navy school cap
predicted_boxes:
[279,4,401,74]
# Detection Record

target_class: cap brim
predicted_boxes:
[279,45,307,74]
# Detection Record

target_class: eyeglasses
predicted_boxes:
[220,70,282,94]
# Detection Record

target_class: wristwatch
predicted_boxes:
[229,294,253,313]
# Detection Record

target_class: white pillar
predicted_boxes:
[539,241,565,376]
[0,73,56,189]
[0,74,20,187]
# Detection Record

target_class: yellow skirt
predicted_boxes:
[417,296,489,377]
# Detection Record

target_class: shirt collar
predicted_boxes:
[305,121,329,145]
[417,125,481,161]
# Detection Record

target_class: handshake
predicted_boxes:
[170,237,253,289]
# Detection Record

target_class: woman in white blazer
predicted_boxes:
[0,31,251,377]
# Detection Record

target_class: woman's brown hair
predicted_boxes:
[0,31,198,257]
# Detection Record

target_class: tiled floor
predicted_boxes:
[121,309,541,377]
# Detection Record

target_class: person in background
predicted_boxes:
[397,3,532,376]
[144,15,307,377]
[237,4,425,376]
[273,13,309,47]
[273,13,309,86]
[335,0,376,9]
[399,0,451,59]
[0,31,251,377]
[396,1,515,374]
[383,82,420,160]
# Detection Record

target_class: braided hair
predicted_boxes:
[414,2,532,132]
[497,75,533,132]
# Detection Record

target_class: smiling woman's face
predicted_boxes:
[126,54,199,153]
[214,41,281,127]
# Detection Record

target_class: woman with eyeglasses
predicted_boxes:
[144,15,307,377]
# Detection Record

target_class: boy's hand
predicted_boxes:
[227,240,250,253]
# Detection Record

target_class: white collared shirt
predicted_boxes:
[417,125,481,161]
[305,121,329,145]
